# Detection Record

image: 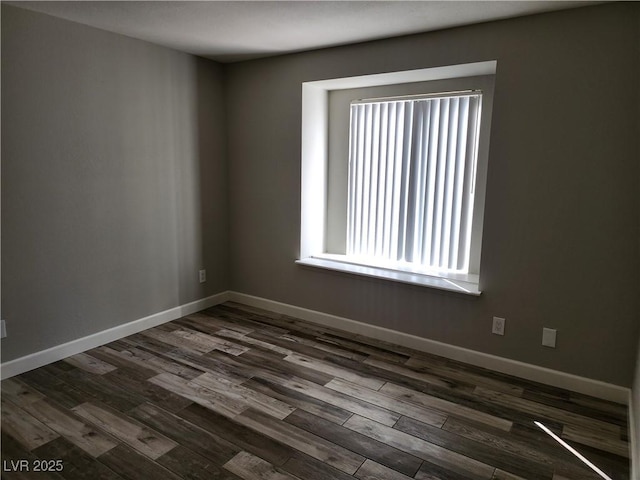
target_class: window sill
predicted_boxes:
[296,256,481,296]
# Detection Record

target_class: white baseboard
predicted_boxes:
[228,291,630,405]
[0,291,230,380]
[1,289,630,406]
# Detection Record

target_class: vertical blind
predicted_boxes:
[346,93,482,273]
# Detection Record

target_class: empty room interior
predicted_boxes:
[1,1,639,479]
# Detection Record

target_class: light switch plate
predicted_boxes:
[492,317,505,336]
[542,328,556,348]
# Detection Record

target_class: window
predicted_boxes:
[347,91,481,273]
[298,62,496,295]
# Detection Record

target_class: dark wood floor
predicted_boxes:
[1,302,630,480]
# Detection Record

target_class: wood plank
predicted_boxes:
[118,333,175,354]
[58,368,144,413]
[399,379,562,431]
[364,356,474,391]
[86,346,158,380]
[441,417,554,465]
[33,436,123,480]
[172,328,250,356]
[492,469,529,480]
[243,376,353,425]
[223,451,301,480]
[236,408,366,474]
[282,452,357,480]
[441,417,603,480]
[221,303,343,338]
[378,381,513,431]
[523,388,627,428]
[409,353,571,398]
[549,439,630,480]
[63,353,117,375]
[393,415,552,479]
[343,414,496,479]
[177,403,298,466]
[204,307,291,337]
[325,378,447,428]
[316,334,410,364]
[568,393,628,420]
[415,460,489,480]
[72,402,177,460]
[217,328,293,355]
[22,399,117,457]
[128,402,240,465]
[561,424,630,458]
[103,338,134,350]
[101,369,193,413]
[1,378,45,405]
[1,398,60,451]
[148,372,247,418]
[172,314,225,335]
[40,360,78,376]
[208,304,292,335]
[279,332,369,362]
[235,348,335,385]
[285,352,385,390]
[183,312,254,335]
[285,408,422,477]
[245,329,354,362]
[153,322,180,333]
[139,328,208,354]
[405,356,525,396]
[162,348,252,383]
[323,354,475,396]
[158,445,243,480]
[98,444,181,480]
[258,317,340,339]
[191,372,295,419]
[255,371,400,426]
[318,330,417,360]
[355,459,414,480]
[102,347,203,380]
[1,430,37,463]
[18,369,89,410]
[474,386,621,437]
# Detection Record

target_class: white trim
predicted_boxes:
[0,291,230,380]
[296,256,481,296]
[301,62,496,293]
[630,390,639,480]
[304,61,497,90]
[228,291,629,405]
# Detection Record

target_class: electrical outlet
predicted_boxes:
[199,269,206,283]
[492,316,505,336]
[1,320,6,339]
[542,328,557,348]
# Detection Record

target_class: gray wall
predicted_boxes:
[2,3,639,388]
[225,3,640,386]
[1,5,229,362]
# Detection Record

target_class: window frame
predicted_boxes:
[298,62,496,295]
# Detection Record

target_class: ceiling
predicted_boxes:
[7,1,603,62]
